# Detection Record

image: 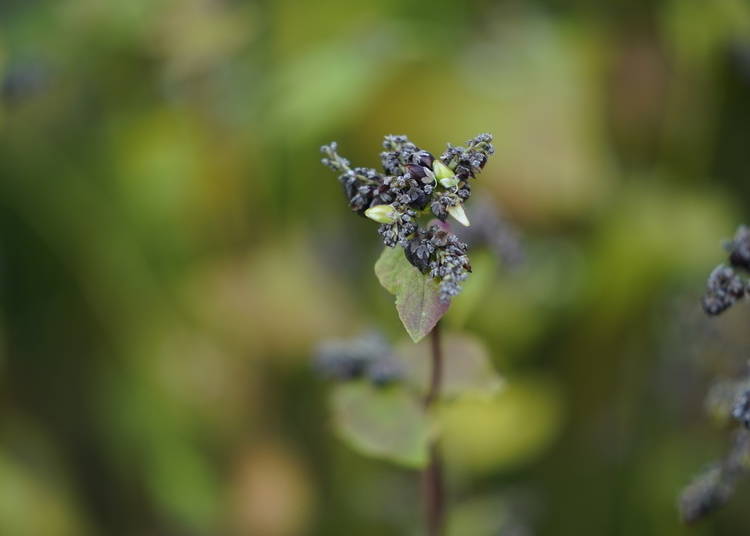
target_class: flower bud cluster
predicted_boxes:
[682,226,750,523]
[702,265,746,315]
[679,430,750,523]
[679,464,732,524]
[702,225,750,316]
[321,134,494,301]
[313,332,402,386]
[404,225,472,302]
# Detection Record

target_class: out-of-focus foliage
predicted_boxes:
[396,332,503,398]
[321,331,503,469]
[439,376,563,474]
[331,382,431,468]
[1,0,750,534]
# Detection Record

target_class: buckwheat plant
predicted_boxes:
[317,134,505,535]
[679,225,750,523]
[322,134,493,305]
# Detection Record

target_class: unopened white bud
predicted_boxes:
[438,176,459,188]
[447,204,470,227]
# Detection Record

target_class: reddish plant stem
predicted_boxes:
[423,321,444,536]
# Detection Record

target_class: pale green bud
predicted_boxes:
[433,159,458,188]
[365,204,396,224]
[432,159,454,180]
[447,204,470,227]
[439,176,460,188]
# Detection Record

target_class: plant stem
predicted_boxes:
[423,321,444,536]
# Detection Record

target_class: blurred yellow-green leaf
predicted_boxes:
[439,376,563,473]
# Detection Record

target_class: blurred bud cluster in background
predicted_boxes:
[1,0,750,534]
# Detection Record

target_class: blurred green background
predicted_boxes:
[1,0,750,534]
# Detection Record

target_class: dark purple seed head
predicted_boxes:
[415,151,435,168]
[405,164,427,179]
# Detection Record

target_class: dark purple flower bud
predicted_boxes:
[703,295,729,316]
[679,465,730,524]
[431,201,448,221]
[343,179,357,201]
[407,186,429,210]
[710,266,744,296]
[414,151,435,168]
[732,390,750,428]
[455,164,473,179]
[431,229,449,247]
[728,225,750,271]
[702,265,746,315]
[405,164,426,179]
[404,235,433,273]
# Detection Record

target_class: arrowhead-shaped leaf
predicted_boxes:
[374,247,449,343]
[330,382,430,468]
[396,332,504,398]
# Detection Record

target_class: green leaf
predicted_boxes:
[330,382,430,468]
[374,247,449,343]
[438,376,563,472]
[396,332,504,398]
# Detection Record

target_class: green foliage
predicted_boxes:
[325,331,505,470]
[438,376,563,473]
[446,495,515,536]
[374,246,448,343]
[330,382,431,468]
[0,450,90,536]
